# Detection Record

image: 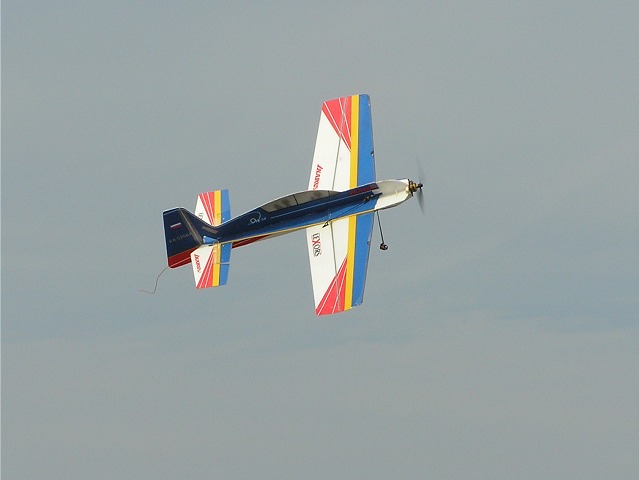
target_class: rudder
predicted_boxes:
[163,208,220,268]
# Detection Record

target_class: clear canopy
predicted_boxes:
[260,190,339,212]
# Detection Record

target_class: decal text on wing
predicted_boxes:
[311,232,322,256]
[312,164,323,190]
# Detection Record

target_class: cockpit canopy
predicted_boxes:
[260,190,339,212]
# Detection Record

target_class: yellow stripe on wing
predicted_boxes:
[344,95,360,309]
[349,95,360,189]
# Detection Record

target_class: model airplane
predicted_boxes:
[163,94,423,315]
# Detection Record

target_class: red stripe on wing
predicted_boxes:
[315,257,348,316]
[322,97,352,150]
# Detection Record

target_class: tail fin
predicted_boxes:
[163,189,231,269]
[163,208,220,268]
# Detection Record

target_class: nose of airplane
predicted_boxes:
[408,179,423,193]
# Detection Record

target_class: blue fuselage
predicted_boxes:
[208,183,381,246]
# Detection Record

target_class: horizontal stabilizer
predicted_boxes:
[195,189,231,226]
[191,243,231,288]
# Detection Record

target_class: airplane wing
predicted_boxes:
[306,94,376,315]
[308,94,375,191]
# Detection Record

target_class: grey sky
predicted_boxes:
[3,1,638,478]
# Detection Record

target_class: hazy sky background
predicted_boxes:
[3,2,638,478]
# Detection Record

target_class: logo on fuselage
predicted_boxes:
[248,211,265,225]
[311,232,322,256]
[312,164,323,190]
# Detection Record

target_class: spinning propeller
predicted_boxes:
[409,159,426,213]
[408,179,425,213]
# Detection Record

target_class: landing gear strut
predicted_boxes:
[376,211,388,250]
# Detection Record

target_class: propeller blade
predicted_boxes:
[414,158,426,214]
[417,188,425,213]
